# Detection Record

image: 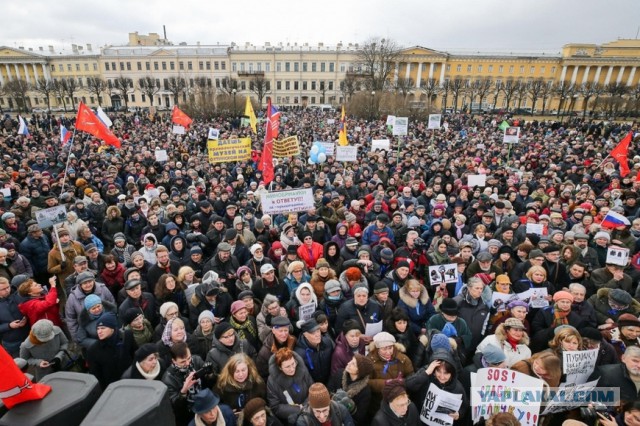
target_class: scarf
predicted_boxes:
[229,316,257,341]
[128,321,154,346]
[161,318,186,347]
[135,359,161,380]
[194,412,225,426]
[552,303,570,327]
[505,336,520,351]
[462,287,479,307]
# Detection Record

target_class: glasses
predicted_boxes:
[166,310,179,318]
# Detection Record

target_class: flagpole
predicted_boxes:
[59,127,78,193]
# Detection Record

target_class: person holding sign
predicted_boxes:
[284,283,318,334]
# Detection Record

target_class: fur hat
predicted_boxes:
[382,380,407,403]
[243,398,267,422]
[353,353,374,379]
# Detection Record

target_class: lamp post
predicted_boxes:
[232,88,237,116]
[370,90,376,121]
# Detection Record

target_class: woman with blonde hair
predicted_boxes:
[548,326,583,363]
[511,350,562,388]
[177,266,199,288]
[216,353,266,416]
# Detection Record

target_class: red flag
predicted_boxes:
[172,106,193,129]
[75,102,121,148]
[0,346,51,408]
[611,131,633,177]
[258,98,275,184]
[636,170,640,183]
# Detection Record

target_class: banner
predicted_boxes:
[428,264,459,286]
[392,117,408,136]
[172,125,185,135]
[273,136,301,157]
[36,205,68,229]
[563,349,598,385]
[420,383,463,426]
[261,188,314,215]
[371,139,390,151]
[336,146,358,162]
[207,138,251,163]
[471,368,544,426]
[428,114,442,130]
[503,126,520,143]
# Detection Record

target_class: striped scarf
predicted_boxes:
[229,316,257,341]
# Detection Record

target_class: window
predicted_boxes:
[276,96,281,103]
[75,64,80,71]
[162,62,167,70]
[340,64,345,72]
[446,65,451,71]
[266,63,270,72]
[294,97,298,104]
[285,62,290,72]
[119,62,124,71]
[179,62,184,70]
[311,96,316,103]
[137,62,142,71]
[78,78,83,87]
[321,63,325,72]
[257,63,261,71]
[126,62,131,71]
[541,66,546,73]
[302,62,307,72]
[329,63,334,72]
[170,62,175,70]
[215,78,220,88]
[498,65,503,73]
[90,96,94,103]
[551,66,556,73]
[311,81,316,90]
[163,79,169,90]
[155,79,160,88]
[467,65,472,72]
[130,94,135,102]
[328,81,333,90]
[68,64,72,71]
[266,81,270,90]
[519,66,524,73]
[187,62,192,70]
[199,61,203,70]
[277,81,282,90]
[145,62,150,71]
[207,78,212,87]
[285,81,290,90]
[456,64,461,72]
[241,81,246,90]
[240,63,244,72]
[221,62,225,70]
[111,62,116,70]
[141,94,145,102]
[296,81,301,90]
[189,79,194,87]
[93,63,97,71]
[206,61,211,70]
[488,65,493,72]
[530,66,535,74]
[105,63,110,71]
[509,65,514,73]
[320,81,325,90]
[478,65,483,72]
[294,62,299,72]
[214,61,219,70]
[232,63,237,72]
[154,62,159,71]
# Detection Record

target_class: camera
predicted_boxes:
[580,402,614,423]
[194,362,214,380]
[49,355,63,372]
[414,237,426,249]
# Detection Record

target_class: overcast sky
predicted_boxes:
[2,0,638,54]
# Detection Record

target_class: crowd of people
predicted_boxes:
[0,107,639,425]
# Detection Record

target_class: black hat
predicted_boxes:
[299,319,320,334]
[579,327,602,342]
[376,213,390,224]
[124,279,142,290]
[287,245,299,254]
[123,308,143,325]
[342,319,363,334]
[134,343,158,363]
[238,290,254,300]
[542,245,560,253]
[271,316,291,328]
[214,322,233,339]
[440,298,459,315]
[225,229,238,240]
[396,260,410,269]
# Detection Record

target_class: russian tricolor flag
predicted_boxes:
[60,125,71,145]
[601,211,631,229]
[17,116,29,136]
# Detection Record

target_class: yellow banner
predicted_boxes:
[273,135,301,157]
[207,138,251,163]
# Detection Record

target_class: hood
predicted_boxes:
[323,241,340,261]
[398,284,430,308]
[429,349,459,383]
[294,283,318,306]
[233,216,244,227]
[143,233,158,244]
[170,235,187,252]
[165,222,179,233]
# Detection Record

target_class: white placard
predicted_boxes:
[172,125,185,135]
[317,142,335,157]
[392,117,408,136]
[354,126,362,132]
[428,114,442,130]
[364,320,383,337]
[467,174,487,187]
[503,126,520,143]
[517,288,549,309]
[261,188,315,215]
[420,383,463,426]
[155,149,168,162]
[298,302,316,323]
[0,188,11,197]
[36,205,68,229]
[386,115,396,126]
[208,128,219,140]
[541,380,600,415]
[371,139,390,152]
[326,119,335,125]
[606,246,630,266]
[491,292,518,312]
[563,349,598,385]
[476,143,486,150]
[335,146,358,162]
[428,264,459,286]
[525,223,544,236]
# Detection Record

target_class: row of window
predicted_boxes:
[104,61,227,72]
[232,62,338,73]
[50,63,99,72]
[448,64,557,75]
[275,96,341,105]
[275,80,334,91]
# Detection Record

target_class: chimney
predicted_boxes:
[28,48,33,51]
[86,43,92,51]
[18,46,24,50]
[39,46,44,51]
[48,45,54,53]
[72,44,78,53]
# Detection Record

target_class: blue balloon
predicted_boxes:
[317,144,326,154]
[310,151,319,162]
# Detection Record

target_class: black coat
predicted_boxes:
[530,307,585,352]
[590,363,640,403]
[87,330,137,390]
[371,401,419,426]
[294,334,335,383]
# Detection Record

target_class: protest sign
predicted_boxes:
[471,368,544,426]
[364,320,383,337]
[517,288,549,309]
[428,264,458,286]
[491,292,518,312]
[503,126,520,143]
[467,174,487,187]
[563,349,598,385]
[154,149,168,162]
[36,205,67,229]
[392,117,408,136]
[172,125,185,135]
[420,383,463,426]
[541,380,600,415]
[273,136,301,157]
[261,188,314,215]
[317,142,335,157]
[428,114,442,130]
[0,188,10,198]
[299,302,316,323]
[207,138,251,164]
[526,223,544,236]
[326,119,335,125]
[386,115,396,126]
[336,146,358,162]
[208,128,219,140]
[371,139,391,151]
[606,246,629,266]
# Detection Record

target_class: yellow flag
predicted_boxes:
[245,96,257,134]
[338,105,348,146]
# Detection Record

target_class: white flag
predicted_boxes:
[96,107,113,128]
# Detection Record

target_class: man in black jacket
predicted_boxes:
[590,345,640,405]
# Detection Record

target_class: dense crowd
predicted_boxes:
[0,108,640,426]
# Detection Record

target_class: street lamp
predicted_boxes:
[232,88,237,115]
[370,90,376,121]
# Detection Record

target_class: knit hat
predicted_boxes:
[97,312,118,329]
[353,353,374,379]
[225,229,238,241]
[214,322,233,339]
[238,290,254,300]
[134,343,158,363]
[617,313,640,328]
[308,383,331,409]
[123,268,139,281]
[610,289,633,306]
[529,249,544,259]
[236,266,252,277]
[553,291,574,303]
[198,310,215,324]
[123,308,143,325]
[324,279,341,294]
[32,319,55,342]
[579,327,603,342]
[373,331,396,348]
[342,319,363,334]
[594,231,610,241]
[374,281,389,294]
[382,381,407,403]
[230,300,247,315]
[159,302,179,319]
[507,300,529,311]
[249,244,262,255]
[476,252,493,262]
[439,298,459,315]
[287,245,299,254]
[487,239,502,249]
[84,294,102,311]
[315,258,330,270]
[243,398,267,422]
[114,232,126,242]
[430,333,451,352]
[396,260,411,269]
[482,344,507,365]
[442,322,458,338]
[345,237,358,247]
[11,274,29,288]
[380,248,394,262]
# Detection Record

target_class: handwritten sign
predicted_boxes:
[172,125,185,135]
[299,302,316,323]
[371,139,390,152]
[428,114,442,130]
[154,149,168,162]
[208,128,220,140]
[261,188,314,215]
[420,383,463,426]
[526,223,544,236]
[336,146,358,162]
[364,320,383,337]
[563,349,598,385]
[207,138,251,163]
[317,142,335,157]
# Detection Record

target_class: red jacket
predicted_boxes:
[19,287,63,327]
[297,242,324,269]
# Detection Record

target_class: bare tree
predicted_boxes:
[51,79,67,111]
[60,78,80,111]
[499,79,519,112]
[539,80,554,115]
[514,80,529,110]
[527,78,547,114]
[218,77,238,95]
[317,81,329,105]
[553,81,576,118]
[249,75,270,108]
[32,77,55,111]
[578,82,603,118]
[394,77,415,99]
[450,77,465,112]
[113,76,133,109]
[167,77,187,105]
[472,78,493,111]
[340,75,358,102]
[86,77,108,107]
[603,82,628,117]
[440,79,452,112]
[419,78,441,112]
[357,37,403,91]
[3,79,31,112]
[137,76,160,106]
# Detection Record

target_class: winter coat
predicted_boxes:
[192,324,214,356]
[335,299,383,336]
[371,401,419,426]
[87,329,136,389]
[367,342,414,418]
[590,363,640,404]
[19,234,51,273]
[337,269,368,300]
[283,271,312,298]
[65,282,115,341]
[253,277,290,307]
[296,242,324,270]
[203,254,240,286]
[294,333,335,383]
[588,267,633,294]
[309,269,337,301]
[588,287,640,325]
[121,358,167,381]
[47,241,86,285]
[147,260,181,295]
[476,323,531,367]
[217,379,266,415]
[8,253,33,277]
[119,292,158,327]
[0,291,28,350]
[317,291,346,336]
[141,233,158,266]
[530,306,585,352]
[205,332,257,376]
[256,333,297,379]
[294,401,354,426]
[327,369,371,425]
[330,331,366,375]
[188,283,233,329]
[19,326,68,381]
[385,319,429,370]
[19,287,63,327]
[266,351,314,423]
[397,284,436,335]
[453,288,490,355]
[379,268,412,305]
[102,216,125,249]
[75,300,118,349]
[156,333,202,367]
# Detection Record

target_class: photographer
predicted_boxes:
[594,399,640,426]
[162,341,214,425]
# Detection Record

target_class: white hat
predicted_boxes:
[373,332,396,348]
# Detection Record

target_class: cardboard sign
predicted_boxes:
[563,349,598,385]
[261,188,314,215]
[526,223,544,236]
[503,126,520,144]
[467,174,487,187]
[371,139,390,151]
[335,146,358,162]
[298,302,316,323]
[392,117,408,136]
[428,264,459,286]
[606,246,630,266]
[154,149,168,162]
[36,205,68,229]
[273,136,301,157]
[208,128,220,140]
[428,114,442,130]
[172,125,185,135]
[207,138,251,163]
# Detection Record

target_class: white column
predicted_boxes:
[43,64,52,81]
[581,66,591,84]
[416,62,423,88]
[0,68,4,85]
[594,66,603,84]
[13,64,21,80]
[428,62,435,80]
[22,64,30,83]
[616,66,626,84]
[603,66,614,85]
[559,65,567,82]
[439,63,445,85]
[32,63,39,81]
[627,67,637,86]
[570,65,579,85]
[404,62,411,80]
[5,64,12,80]
[393,62,399,85]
